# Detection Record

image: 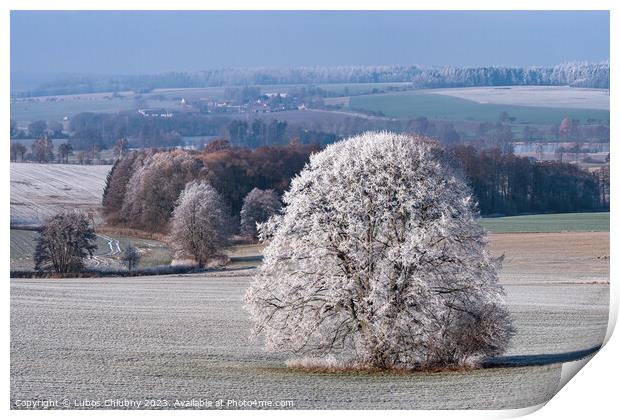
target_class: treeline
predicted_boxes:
[102,142,319,231]
[15,109,609,157]
[61,112,339,151]
[102,141,607,234]
[68,112,231,150]
[13,62,609,97]
[64,110,506,152]
[450,146,606,215]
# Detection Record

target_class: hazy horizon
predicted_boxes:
[11,10,610,75]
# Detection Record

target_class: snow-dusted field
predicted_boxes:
[431,86,610,110]
[10,232,609,410]
[10,163,112,225]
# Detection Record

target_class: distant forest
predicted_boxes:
[12,62,609,97]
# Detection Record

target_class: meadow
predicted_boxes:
[432,86,609,110]
[10,229,609,409]
[481,212,610,233]
[348,90,610,125]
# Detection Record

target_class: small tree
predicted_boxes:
[34,211,97,274]
[244,132,514,370]
[31,137,54,163]
[113,138,129,159]
[28,120,48,139]
[10,143,27,162]
[58,143,73,163]
[240,188,282,239]
[122,242,141,270]
[170,181,231,268]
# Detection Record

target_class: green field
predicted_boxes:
[481,212,610,233]
[349,91,610,125]
[9,229,39,260]
[11,97,137,123]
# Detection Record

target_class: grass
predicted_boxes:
[11,97,137,123]
[110,234,173,267]
[9,229,39,260]
[349,90,610,125]
[10,228,173,270]
[481,212,610,233]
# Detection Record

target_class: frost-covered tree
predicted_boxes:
[240,188,282,239]
[170,181,231,268]
[122,242,141,271]
[244,132,514,369]
[34,211,97,274]
[120,150,203,232]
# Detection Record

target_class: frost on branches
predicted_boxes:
[170,181,231,268]
[240,188,282,239]
[244,132,515,369]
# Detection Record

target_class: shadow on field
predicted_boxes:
[229,255,264,263]
[483,346,601,368]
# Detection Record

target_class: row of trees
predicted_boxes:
[10,138,74,163]
[450,146,606,215]
[14,61,609,97]
[15,108,607,161]
[102,141,607,236]
[101,142,317,232]
[10,119,66,140]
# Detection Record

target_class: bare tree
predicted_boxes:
[10,143,27,162]
[240,188,282,239]
[244,132,514,370]
[122,242,141,271]
[169,181,232,268]
[58,143,73,163]
[31,137,55,163]
[34,211,97,274]
[113,138,129,159]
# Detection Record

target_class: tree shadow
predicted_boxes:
[483,346,601,368]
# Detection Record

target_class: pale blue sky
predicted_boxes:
[10,10,610,75]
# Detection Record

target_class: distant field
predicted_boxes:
[349,89,610,125]
[10,163,111,225]
[481,212,609,233]
[11,97,137,123]
[11,82,412,124]
[432,86,609,110]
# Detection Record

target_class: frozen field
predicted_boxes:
[432,86,609,110]
[10,163,111,225]
[10,232,609,409]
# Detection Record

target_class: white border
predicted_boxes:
[3,2,617,419]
